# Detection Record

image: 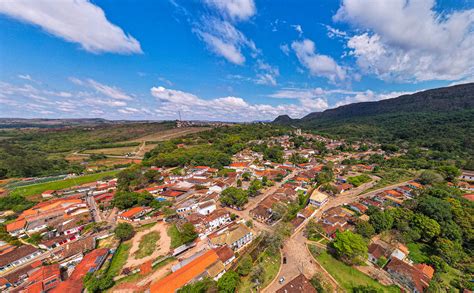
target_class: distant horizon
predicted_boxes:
[2,81,472,123]
[1,0,473,121]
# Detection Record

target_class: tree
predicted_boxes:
[180,223,198,244]
[237,255,253,276]
[248,179,263,197]
[112,191,137,210]
[270,202,287,222]
[305,219,323,240]
[217,271,239,293]
[355,221,375,238]
[434,238,466,265]
[331,231,368,264]
[241,172,251,181]
[250,264,264,286]
[289,153,308,165]
[263,146,284,163]
[418,170,444,185]
[114,223,134,241]
[315,166,334,185]
[376,256,388,268]
[438,165,461,182]
[412,214,441,242]
[220,187,248,208]
[369,211,394,233]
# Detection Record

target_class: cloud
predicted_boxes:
[18,74,33,81]
[195,18,257,65]
[269,87,358,99]
[334,90,415,107]
[70,78,133,100]
[0,0,142,54]
[151,86,327,121]
[291,39,347,82]
[324,25,347,39]
[255,60,279,86]
[334,0,474,81]
[280,44,290,55]
[204,0,256,21]
[292,24,303,36]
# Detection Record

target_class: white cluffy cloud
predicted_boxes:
[334,90,415,107]
[255,60,279,86]
[269,87,414,109]
[0,0,142,54]
[195,18,257,65]
[151,86,327,121]
[292,39,347,82]
[334,0,474,81]
[204,0,256,21]
[70,78,133,100]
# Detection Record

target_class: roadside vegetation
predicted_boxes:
[308,245,400,292]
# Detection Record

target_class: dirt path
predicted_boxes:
[126,222,171,268]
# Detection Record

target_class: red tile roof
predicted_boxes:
[51,248,108,293]
[150,249,219,293]
[121,206,147,219]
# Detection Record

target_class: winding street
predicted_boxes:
[263,177,414,292]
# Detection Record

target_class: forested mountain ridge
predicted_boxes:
[274,83,474,155]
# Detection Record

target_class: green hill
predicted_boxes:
[274,83,474,156]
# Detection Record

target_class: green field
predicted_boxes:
[310,247,400,292]
[106,241,131,278]
[135,231,160,259]
[167,224,184,249]
[363,168,415,194]
[10,169,120,197]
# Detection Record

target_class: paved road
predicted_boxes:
[86,195,102,222]
[264,177,414,292]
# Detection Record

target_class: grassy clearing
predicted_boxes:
[238,249,281,292]
[363,168,415,194]
[310,247,399,293]
[10,170,120,197]
[135,231,160,259]
[167,224,188,249]
[84,146,138,156]
[126,127,210,143]
[347,174,372,187]
[407,242,430,263]
[106,241,131,278]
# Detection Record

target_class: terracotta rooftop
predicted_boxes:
[121,206,147,219]
[150,249,219,293]
[276,273,316,293]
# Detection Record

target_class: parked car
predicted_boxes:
[279,277,285,284]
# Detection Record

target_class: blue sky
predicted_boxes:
[0,0,473,121]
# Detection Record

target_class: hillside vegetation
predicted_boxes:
[0,122,174,178]
[274,83,474,159]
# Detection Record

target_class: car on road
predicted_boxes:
[279,277,285,284]
[283,256,287,264]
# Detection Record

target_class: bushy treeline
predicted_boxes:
[0,122,174,178]
[144,124,289,168]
